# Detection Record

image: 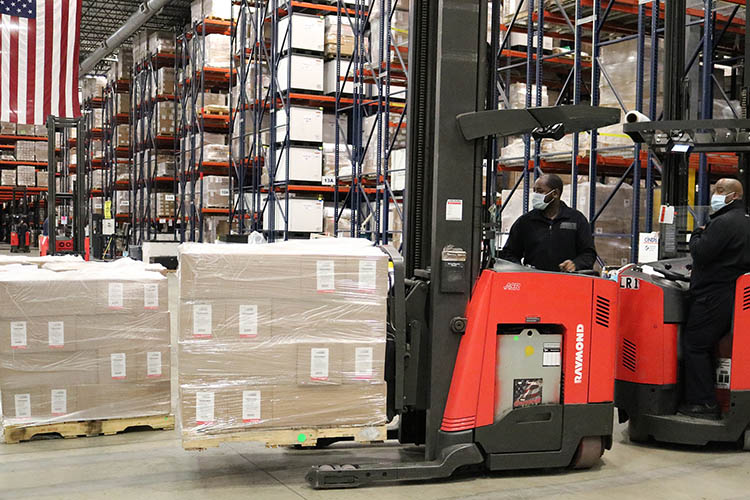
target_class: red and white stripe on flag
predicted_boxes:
[0,0,82,124]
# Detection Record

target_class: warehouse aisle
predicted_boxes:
[1,422,750,500]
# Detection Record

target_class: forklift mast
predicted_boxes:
[47,116,87,256]
[403,0,488,460]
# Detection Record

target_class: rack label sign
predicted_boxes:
[322,175,336,186]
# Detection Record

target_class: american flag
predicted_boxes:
[0,0,82,124]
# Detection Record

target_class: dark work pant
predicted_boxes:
[683,287,735,405]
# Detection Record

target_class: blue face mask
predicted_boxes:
[711,193,733,213]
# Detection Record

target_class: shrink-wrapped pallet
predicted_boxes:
[177,239,388,448]
[0,263,170,432]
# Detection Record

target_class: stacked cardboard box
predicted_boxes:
[16,141,37,162]
[153,68,176,98]
[1,122,16,134]
[278,55,324,93]
[278,13,324,53]
[115,94,130,115]
[195,34,231,69]
[36,172,48,188]
[1,170,15,186]
[115,191,131,215]
[34,142,48,162]
[178,239,387,444]
[17,124,35,136]
[191,0,233,22]
[197,175,229,208]
[116,125,130,148]
[155,102,175,136]
[370,7,408,64]
[156,155,175,177]
[0,264,170,428]
[263,146,322,183]
[324,15,355,57]
[82,76,107,102]
[91,170,104,190]
[16,166,36,187]
[156,193,176,218]
[107,51,133,82]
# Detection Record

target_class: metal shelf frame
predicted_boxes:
[496,0,746,264]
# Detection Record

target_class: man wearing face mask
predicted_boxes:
[499,173,596,272]
[678,178,750,419]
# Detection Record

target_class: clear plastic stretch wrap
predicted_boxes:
[178,239,388,445]
[0,261,170,429]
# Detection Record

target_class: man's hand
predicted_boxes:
[559,260,577,273]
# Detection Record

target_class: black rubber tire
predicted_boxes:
[571,436,604,469]
[627,420,649,443]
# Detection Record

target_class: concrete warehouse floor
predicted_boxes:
[1,257,749,499]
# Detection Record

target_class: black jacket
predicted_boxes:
[499,202,597,272]
[689,200,750,296]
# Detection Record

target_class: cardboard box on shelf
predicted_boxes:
[261,196,324,233]
[322,113,348,144]
[277,55,324,93]
[324,15,355,57]
[34,141,49,162]
[1,169,15,186]
[278,13,324,53]
[116,125,130,148]
[16,141,37,161]
[263,146,322,183]
[272,383,386,428]
[36,171,48,188]
[276,106,324,144]
[1,121,16,135]
[324,59,355,95]
[191,0,233,22]
[17,124,36,136]
[16,166,36,187]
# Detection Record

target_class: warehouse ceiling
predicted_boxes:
[80,0,191,74]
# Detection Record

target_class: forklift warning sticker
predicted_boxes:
[716,358,731,390]
[513,378,543,408]
[543,343,561,367]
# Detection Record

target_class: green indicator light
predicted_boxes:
[297,433,307,443]
[514,336,519,341]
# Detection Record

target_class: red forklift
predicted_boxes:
[306,0,623,488]
[615,0,750,446]
[615,258,750,449]
[40,116,89,260]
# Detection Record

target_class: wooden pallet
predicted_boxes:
[203,105,230,116]
[2,414,175,444]
[182,424,387,450]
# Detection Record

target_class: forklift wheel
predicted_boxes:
[743,429,750,451]
[571,437,604,469]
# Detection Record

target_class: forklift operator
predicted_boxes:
[499,173,596,272]
[679,178,750,419]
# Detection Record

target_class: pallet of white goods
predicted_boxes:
[2,414,175,444]
[182,424,387,450]
[203,105,230,115]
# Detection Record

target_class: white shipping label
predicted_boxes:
[316,260,335,292]
[446,199,463,221]
[543,343,562,367]
[354,347,374,379]
[144,283,159,309]
[193,304,213,337]
[51,389,67,415]
[358,260,377,291]
[220,189,230,196]
[147,351,162,378]
[196,391,215,424]
[310,348,330,380]
[111,353,127,379]
[716,358,731,389]
[242,390,261,422]
[165,194,175,201]
[15,393,31,418]
[48,321,65,348]
[238,305,258,338]
[10,321,27,349]
[108,283,124,308]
